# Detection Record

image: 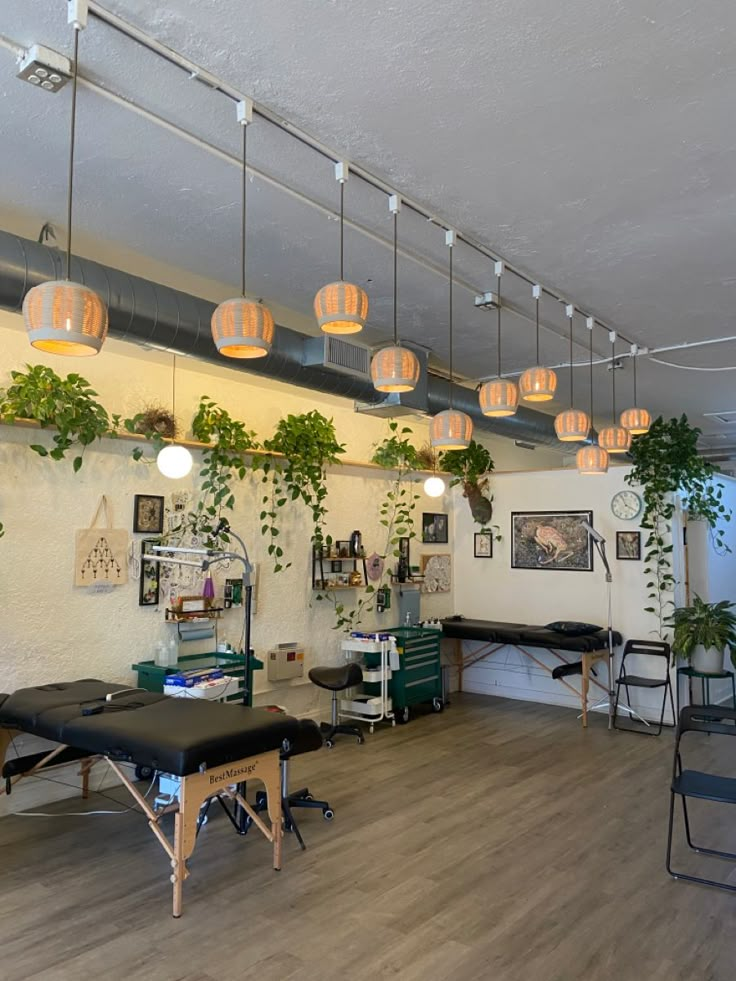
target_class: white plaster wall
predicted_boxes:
[0,309,562,808]
[451,466,682,722]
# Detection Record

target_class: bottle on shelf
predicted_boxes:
[350,530,362,557]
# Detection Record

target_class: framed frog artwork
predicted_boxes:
[510,511,594,572]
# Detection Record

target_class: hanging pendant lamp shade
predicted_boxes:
[212,297,274,358]
[555,306,589,441]
[576,443,609,475]
[372,196,419,394]
[620,406,651,435]
[430,409,473,450]
[598,330,631,453]
[315,164,368,335]
[479,378,519,417]
[211,102,273,360]
[555,408,590,441]
[519,287,557,401]
[599,424,631,453]
[431,230,472,449]
[24,280,107,356]
[370,345,420,392]
[23,22,108,356]
[315,281,368,335]
[157,354,193,479]
[620,346,651,434]
[478,262,517,419]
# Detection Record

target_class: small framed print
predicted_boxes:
[331,560,342,573]
[474,532,493,558]
[139,538,161,607]
[422,512,448,544]
[616,531,641,561]
[335,540,351,558]
[133,494,165,534]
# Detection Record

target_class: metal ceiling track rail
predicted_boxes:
[87,1,635,352]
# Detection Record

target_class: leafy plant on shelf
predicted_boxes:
[259,411,345,572]
[122,403,176,461]
[440,439,500,537]
[189,397,259,546]
[626,414,731,635]
[0,364,119,473]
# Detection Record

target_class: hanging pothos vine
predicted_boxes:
[258,411,345,572]
[626,414,731,636]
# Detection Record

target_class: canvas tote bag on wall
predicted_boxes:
[74,495,129,586]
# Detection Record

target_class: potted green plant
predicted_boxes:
[669,595,736,674]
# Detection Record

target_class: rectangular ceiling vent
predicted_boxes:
[302,335,371,378]
[703,410,736,425]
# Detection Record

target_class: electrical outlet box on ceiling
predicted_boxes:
[16,44,71,92]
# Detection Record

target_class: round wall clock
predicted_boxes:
[611,490,642,521]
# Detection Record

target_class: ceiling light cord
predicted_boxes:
[240,121,247,297]
[339,180,344,282]
[392,210,398,346]
[172,352,177,419]
[611,333,616,423]
[568,314,574,409]
[65,26,80,282]
[589,324,594,420]
[633,350,638,408]
[496,274,502,380]
[535,295,540,365]
[449,242,454,409]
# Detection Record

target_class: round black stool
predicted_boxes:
[308,662,364,746]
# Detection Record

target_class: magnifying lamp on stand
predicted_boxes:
[580,520,646,729]
[143,517,254,707]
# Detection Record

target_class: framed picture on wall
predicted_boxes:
[420,553,451,593]
[616,530,641,561]
[139,538,161,606]
[422,512,448,544]
[474,532,493,558]
[510,510,594,572]
[133,494,165,534]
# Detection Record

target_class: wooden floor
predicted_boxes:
[1,694,735,981]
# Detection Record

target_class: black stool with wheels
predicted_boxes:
[666,705,736,892]
[254,718,333,850]
[613,638,675,735]
[308,662,364,746]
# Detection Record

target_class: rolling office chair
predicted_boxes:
[613,639,675,735]
[666,705,736,892]
[308,662,364,746]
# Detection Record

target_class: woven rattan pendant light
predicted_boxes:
[211,100,274,359]
[555,306,590,441]
[478,262,518,417]
[620,344,652,435]
[314,161,368,335]
[430,230,472,449]
[577,318,609,475]
[598,331,632,453]
[519,285,557,402]
[23,7,108,356]
[370,196,420,392]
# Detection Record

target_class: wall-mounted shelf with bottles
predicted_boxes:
[312,541,368,591]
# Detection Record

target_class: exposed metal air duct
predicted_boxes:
[0,230,561,448]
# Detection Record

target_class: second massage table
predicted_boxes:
[0,679,322,916]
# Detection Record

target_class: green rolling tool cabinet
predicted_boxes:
[131,650,263,706]
[388,626,444,723]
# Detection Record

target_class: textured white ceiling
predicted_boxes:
[1,0,736,439]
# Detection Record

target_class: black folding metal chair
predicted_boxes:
[666,705,736,892]
[613,639,675,735]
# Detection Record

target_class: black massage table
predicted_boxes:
[0,680,322,916]
[442,618,623,726]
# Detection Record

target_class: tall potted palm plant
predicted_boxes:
[669,595,736,674]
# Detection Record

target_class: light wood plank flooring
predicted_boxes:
[0,694,735,981]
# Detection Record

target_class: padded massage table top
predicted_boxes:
[0,680,319,776]
[441,617,622,651]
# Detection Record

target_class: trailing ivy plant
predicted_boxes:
[626,414,731,635]
[259,411,345,572]
[440,439,500,537]
[189,397,259,546]
[0,364,119,472]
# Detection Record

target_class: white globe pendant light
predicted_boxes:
[423,474,446,498]
[157,444,193,480]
